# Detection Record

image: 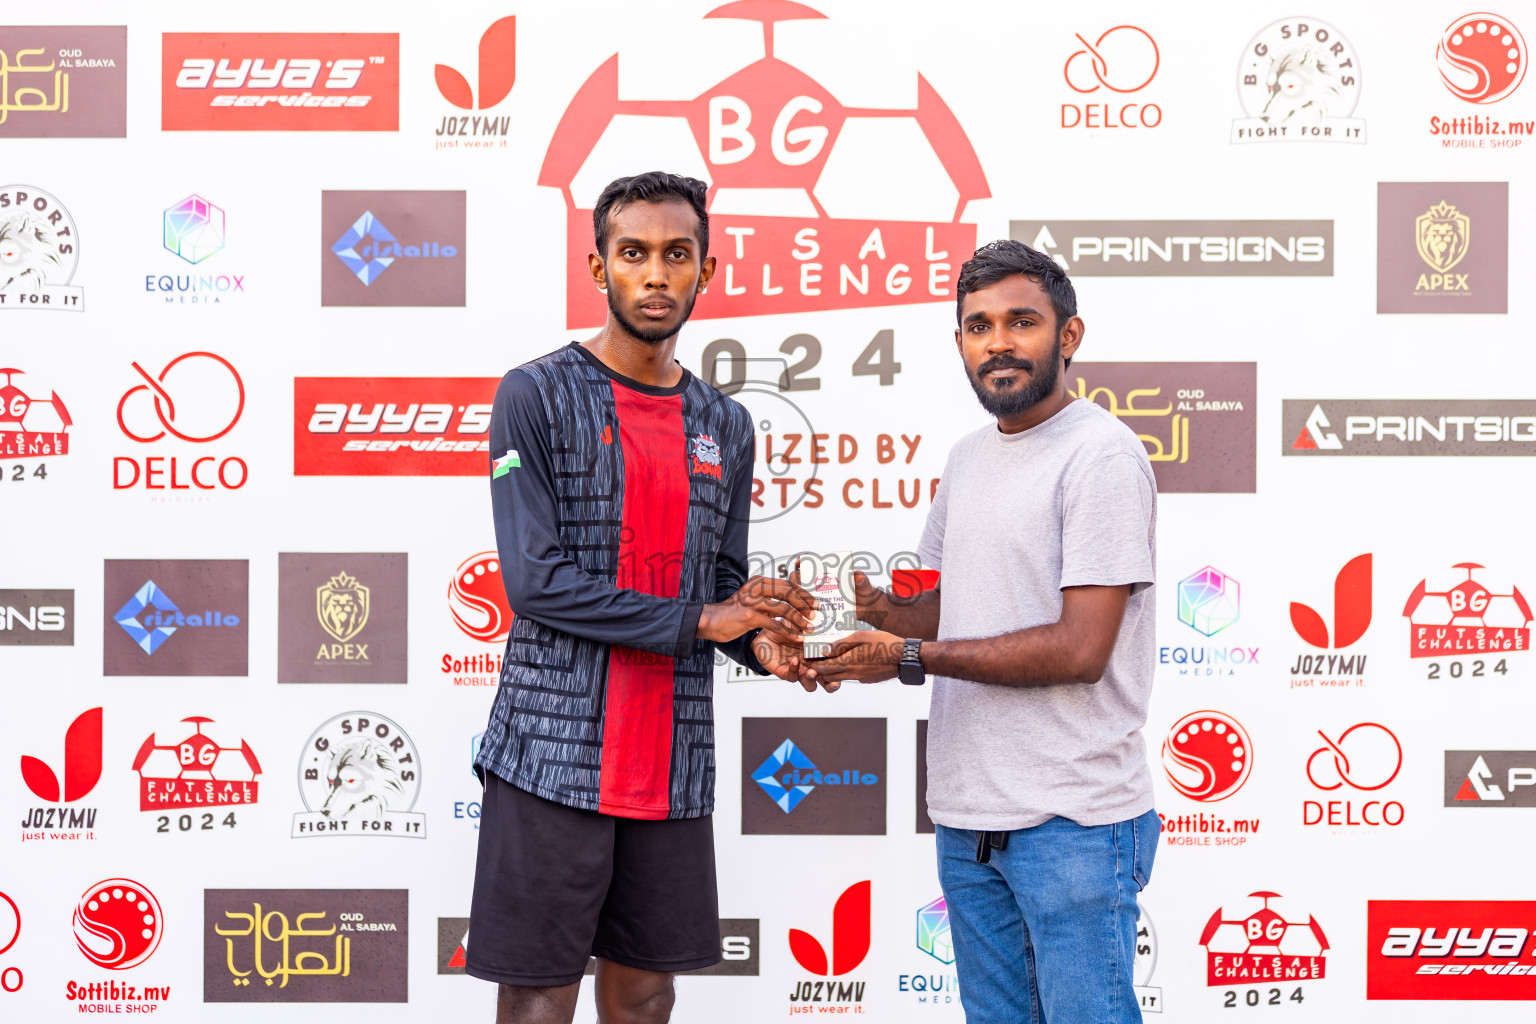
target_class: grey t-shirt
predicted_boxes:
[917,397,1157,830]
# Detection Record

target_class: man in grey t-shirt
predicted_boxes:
[801,239,1159,1024]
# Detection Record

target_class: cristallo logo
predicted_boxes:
[540,0,989,325]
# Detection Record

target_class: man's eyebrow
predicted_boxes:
[613,237,696,248]
[962,306,1044,325]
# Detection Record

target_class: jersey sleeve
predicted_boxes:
[489,369,700,659]
[712,425,768,675]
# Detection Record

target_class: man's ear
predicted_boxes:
[1060,316,1086,362]
[587,252,607,292]
[954,327,963,355]
[698,254,717,294]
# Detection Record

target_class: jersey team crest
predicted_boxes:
[690,434,723,479]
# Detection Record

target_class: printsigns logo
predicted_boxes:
[0,367,72,465]
[321,191,464,306]
[0,27,126,137]
[1404,563,1530,659]
[1065,363,1256,492]
[1232,18,1364,143]
[132,717,260,813]
[1368,900,1536,999]
[161,33,399,131]
[1284,399,1536,455]
[74,880,163,970]
[791,881,871,976]
[437,918,470,974]
[1445,751,1536,806]
[1061,26,1162,129]
[279,554,408,684]
[1013,222,1331,277]
[1378,182,1508,314]
[1438,14,1526,103]
[541,2,988,325]
[434,16,515,143]
[103,560,248,676]
[0,186,83,310]
[1161,711,1252,802]
[743,719,885,835]
[0,589,73,645]
[293,712,425,838]
[205,889,408,1001]
[293,377,495,476]
[1201,892,1328,987]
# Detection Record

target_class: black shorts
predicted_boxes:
[465,771,721,987]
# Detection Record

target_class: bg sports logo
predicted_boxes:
[1368,900,1536,999]
[540,1,988,325]
[161,33,398,131]
[293,377,496,476]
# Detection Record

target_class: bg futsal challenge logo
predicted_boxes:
[540,0,990,325]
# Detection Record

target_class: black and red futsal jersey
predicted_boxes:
[475,342,761,820]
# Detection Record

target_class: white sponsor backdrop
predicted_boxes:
[4,0,1536,1021]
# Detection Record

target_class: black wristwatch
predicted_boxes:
[897,638,926,685]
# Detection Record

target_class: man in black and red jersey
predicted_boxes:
[468,171,813,1023]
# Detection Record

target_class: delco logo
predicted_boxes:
[161,33,399,131]
[1368,900,1536,999]
[293,377,496,477]
[539,0,989,325]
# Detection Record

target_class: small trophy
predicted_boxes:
[787,551,857,659]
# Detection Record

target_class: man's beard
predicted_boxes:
[607,284,700,344]
[966,337,1062,419]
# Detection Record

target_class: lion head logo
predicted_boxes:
[320,739,405,820]
[1415,201,1471,273]
[0,211,64,293]
[316,571,370,644]
[1260,47,1346,123]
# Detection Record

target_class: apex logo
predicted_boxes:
[789,881,870,976]
[1446,751,1536,805]
[1291,404,1342,450]
[20,708,102,802]
[435,17,515,110]
[1290,554,1372,649]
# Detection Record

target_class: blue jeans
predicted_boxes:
[936,809,1159,1024]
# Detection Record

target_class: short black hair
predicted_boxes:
[592,171,710,259]
[956,239,1078,355]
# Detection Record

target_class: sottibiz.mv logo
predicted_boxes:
[294,377,495,476]
[1369,900,1536,1000]
[540,0,988,325]
[789,881,869,1008]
